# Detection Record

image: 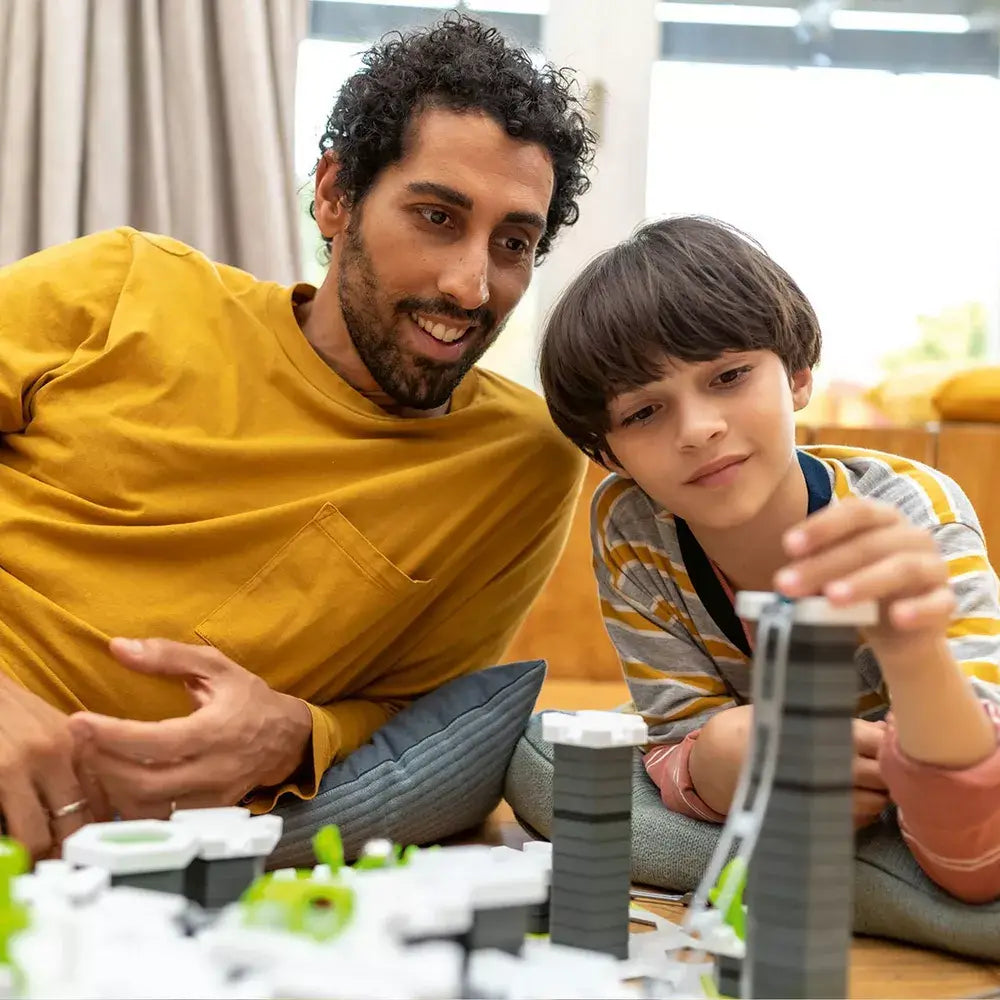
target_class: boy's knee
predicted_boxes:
[699,705,753,770]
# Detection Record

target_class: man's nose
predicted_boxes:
[437,245,489,312]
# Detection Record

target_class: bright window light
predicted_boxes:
[311,0,547,10]
[655,3,800,28]
[829,10,970,33]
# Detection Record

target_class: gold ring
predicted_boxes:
[51,798,87,820]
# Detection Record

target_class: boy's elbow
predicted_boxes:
[921,864,1000,905]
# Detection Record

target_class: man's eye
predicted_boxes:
[622,405,656,427]
[419,208,451,226]
[502,236,529,254]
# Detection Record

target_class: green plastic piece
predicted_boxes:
[708,858,747,942]
[352,839,419,871]
[700,972,723,998]
[312,825,344,873]
[241,878,355,942]
[100,829,171,845]
[0,838,30,964]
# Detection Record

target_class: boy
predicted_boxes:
[539,216,1000,904]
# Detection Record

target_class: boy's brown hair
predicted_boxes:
[539,216,822,464]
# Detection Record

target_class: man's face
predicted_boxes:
[333,108,554,410]
[604,351,813,531]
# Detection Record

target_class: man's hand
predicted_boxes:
[690,706,891,829]
[775,497,953,656]
[0,674,109,859]
[71,639,313,819]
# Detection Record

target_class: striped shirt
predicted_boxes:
[593,445,1000,902]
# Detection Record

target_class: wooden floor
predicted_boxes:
[466,678,1000,1000]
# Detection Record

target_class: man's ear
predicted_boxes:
[790,367,813,412]
[314,151,351,242]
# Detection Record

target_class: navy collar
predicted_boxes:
[675,449,831,657]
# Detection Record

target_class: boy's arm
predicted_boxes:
[592,486,736,822]
[875,521,1000,902]
[778,502,1000,902]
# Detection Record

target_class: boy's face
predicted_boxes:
[604,351,812,531]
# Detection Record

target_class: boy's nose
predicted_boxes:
[677,400,727,450]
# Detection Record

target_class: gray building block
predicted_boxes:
[184,855,265,910]
[467,905,530,954]
[715,952,741,998]
[111,868,188,895]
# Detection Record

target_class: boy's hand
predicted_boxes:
[853,718,890,829]
[775,497,954,653]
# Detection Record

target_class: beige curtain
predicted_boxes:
[0,0,307,282]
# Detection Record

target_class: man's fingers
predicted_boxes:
[70,710,212,762]
[88,751,242,819]
[783,498,899,560]
[0,773,54,860]
[108,638,228,680]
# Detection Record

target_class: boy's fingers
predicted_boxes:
[852,718,887,759]
[775,525,918,598]
[889,585,957,631]
[852,753,888,791]
[820,552,948,606]
[853,789,891,830]
[783,498,898,558]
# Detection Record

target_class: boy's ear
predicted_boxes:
[596,445,632,480]
[314,151,352,242]
[790,368,813,412]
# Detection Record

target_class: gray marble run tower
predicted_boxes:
[685,593,876,1000]
[542,710,648,959]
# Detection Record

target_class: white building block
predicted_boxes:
[734,591,877,627]
[62,820,198,875]
[542,710,648,749]
[170,806,282,860]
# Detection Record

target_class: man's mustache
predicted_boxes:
[397,297,495,333]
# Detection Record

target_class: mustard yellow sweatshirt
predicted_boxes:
[0,228,584,807]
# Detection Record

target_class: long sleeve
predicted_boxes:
[880,702,1000,903]
[591,476,738,813]
[0,229,134,431]
[877,520,1000,902]
[644,730,727,823]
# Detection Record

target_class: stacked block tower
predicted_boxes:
[542,710,647,959]
[735,593,877,999]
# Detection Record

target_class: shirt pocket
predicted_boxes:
[195,503,427,681]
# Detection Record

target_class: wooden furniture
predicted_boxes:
[465,679,1000,1000]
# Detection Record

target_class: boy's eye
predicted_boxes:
[621,405,657,427]
[715,365,752,386]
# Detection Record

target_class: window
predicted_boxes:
[646,59,1000,420]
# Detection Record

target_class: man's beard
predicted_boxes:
[337,222,499,410]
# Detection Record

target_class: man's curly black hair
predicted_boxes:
[311,14,595,263]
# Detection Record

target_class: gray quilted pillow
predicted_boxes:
[504,711,1000,961]
[270,660,546,867]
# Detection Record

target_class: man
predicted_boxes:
[0,15,594,858]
